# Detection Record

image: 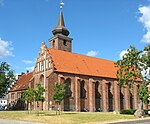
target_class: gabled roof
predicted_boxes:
[48,48,117,79]
[9,72,33,92]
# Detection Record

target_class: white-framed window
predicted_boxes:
[46,59,48,69]
[49,61,51,68]
[37,63,40,72]
[40,62,42,71]
[11,93,15,99]
[44,60,46,70]
[41,62,43,71]
[17,93,21,99]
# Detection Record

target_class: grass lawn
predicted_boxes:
[0,111,144,124]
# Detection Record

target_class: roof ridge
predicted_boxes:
[48,48,117,78]
[48,48,115,63]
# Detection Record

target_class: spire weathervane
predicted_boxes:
[60,0,64,9]
[52,0,70,36]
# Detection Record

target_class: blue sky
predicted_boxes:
[0,0,150,74]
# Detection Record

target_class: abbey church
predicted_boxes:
[8,8,143,112]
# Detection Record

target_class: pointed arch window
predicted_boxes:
[64,78,72,97]
[40,75,44,87]
[80,81,86,98]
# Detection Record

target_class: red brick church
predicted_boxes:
[8,8,142,112]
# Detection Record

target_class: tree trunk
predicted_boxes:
[56,102,58,115]
[134,99,145,118]
[28,102,31,114]
[55,102,61,115]
[35,101,39,116]
[58,102,60,115]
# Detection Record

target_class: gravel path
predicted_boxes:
[0,120,44,124]
[107,118,150,124]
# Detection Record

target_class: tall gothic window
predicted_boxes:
[64,78,72,97]
[120,91,124,110]
[64,78,72,111]
[95,81,101,110]
[80,80,86,98]
[80,80,86,111]
[130,92,134,109]
[108,82,113,111]
[40,75,44,87]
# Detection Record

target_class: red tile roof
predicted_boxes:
[48,48,117,79]
[9,72,33,92]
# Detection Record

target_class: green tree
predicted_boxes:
[22,87,35,114]
[0,62,16,98]
[115,46,142,88]
[34,82,46,111]
[138,81,149,105]
[138,45,150,106]
[52,82,65,115]
[22,82,45,114]
[115,46,149,117]
[140,45,150,80]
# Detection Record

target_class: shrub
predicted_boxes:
[120,109,150,115]
[120,109,136,115]
[144,109,150,115]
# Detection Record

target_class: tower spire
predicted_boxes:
[57,10,65,27]
[50,0,73,52]
[57,0,65,27]
[52,0,70,36]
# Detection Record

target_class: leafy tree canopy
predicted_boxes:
[35,82,46,102]
[141,45,150,80]
[115,45,150,104]
[115,46,142,88]
[22,82,46,102]
[52,82,65,103]
[22,87,35,102]
[0,62,16,98]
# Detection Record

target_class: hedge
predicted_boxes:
[120,109,150,115]
[120,109,136,115]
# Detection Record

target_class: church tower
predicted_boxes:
[49,3,73,52]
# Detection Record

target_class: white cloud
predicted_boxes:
[15,73,19,80]
[141,67,150,79]
[23,60,35,64]
[0,38,14,59]
[26,66,34,71]
[86,50,98,57]
[139,6,150,43]
[119,50,128,59]
[0,0,4,6]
